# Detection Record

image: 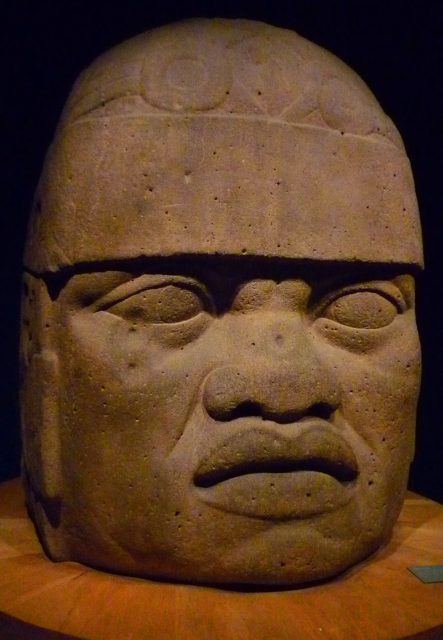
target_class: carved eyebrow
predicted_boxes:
[90,273,212,312]
[34,254,417,302]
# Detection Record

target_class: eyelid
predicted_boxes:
[312,280,408,318]
[90,274,213,312]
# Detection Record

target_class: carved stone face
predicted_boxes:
[20,19,423,585]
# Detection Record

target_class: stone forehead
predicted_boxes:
[62,18,402,147]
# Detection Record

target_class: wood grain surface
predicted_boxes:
[0,479,441,640]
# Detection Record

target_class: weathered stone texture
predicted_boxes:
[21,19,422,585]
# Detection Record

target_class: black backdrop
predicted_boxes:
[2,0,442,503]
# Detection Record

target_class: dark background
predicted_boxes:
[2,1,442,502]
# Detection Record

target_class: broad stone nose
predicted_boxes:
[203,316,340,423]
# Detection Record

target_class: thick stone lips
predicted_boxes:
[193,423,359,488]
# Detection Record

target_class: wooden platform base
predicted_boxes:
[0,479,442,640]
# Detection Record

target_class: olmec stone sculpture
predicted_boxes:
[20,19,423,585]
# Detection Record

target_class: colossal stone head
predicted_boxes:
[20,19,423,585]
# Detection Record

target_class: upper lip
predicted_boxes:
[193,421,359,488]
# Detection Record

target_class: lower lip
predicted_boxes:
[194,471,356,519]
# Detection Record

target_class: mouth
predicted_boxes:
[193,421,359,519]
[195,456,357,488]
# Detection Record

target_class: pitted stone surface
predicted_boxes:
[20,19,423,586]
[25,19,422,273]
[61,19,402,143]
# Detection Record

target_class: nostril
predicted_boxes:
[310,402,334,421]
[209,400,335,424]
[203,367,339,424]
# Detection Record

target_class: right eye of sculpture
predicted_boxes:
[319,289,401,329]
[103,283,206,325]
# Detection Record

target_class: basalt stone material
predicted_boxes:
[20,19,423,585]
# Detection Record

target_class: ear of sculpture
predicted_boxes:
[20,272,66,558]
